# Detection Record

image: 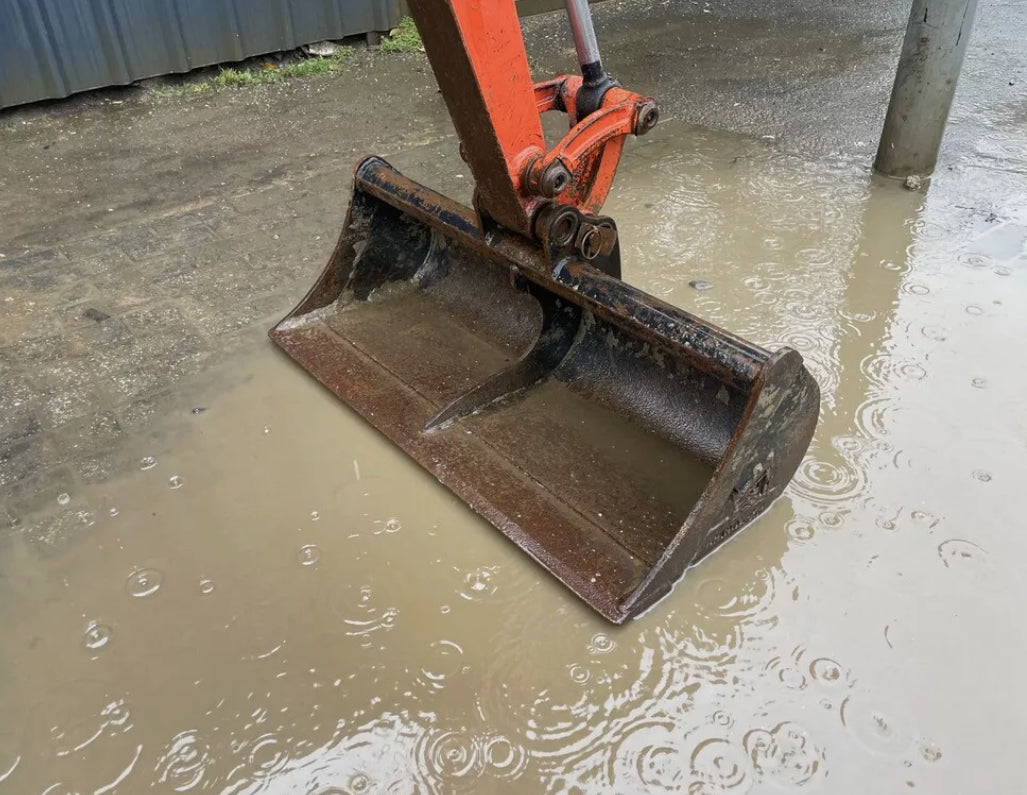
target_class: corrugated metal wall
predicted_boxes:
[0,0,402,109]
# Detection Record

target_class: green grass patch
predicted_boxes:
[279,47,353,77]
[214,48,354,86]
[213,66,281,87]
[380,17,423,53]
[150,81,214,101]
[208,48,354,88]
[279,58,333,77]
[328,46,354,64]
[148,45,355,102]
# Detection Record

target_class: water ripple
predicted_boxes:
[125,567,162,597]
[417,730,482,790]
[785,518,815,543]
[0,733,19,787]
[480,734,529,780]
[744,722,824,788]
[839,695,912,756]
[764,656,808,691]
[689,730,753,792]
[809,657,850,688]
[331,585,399,642]
[480,627,687,771]
[854,395,902,439]
[29,684,139,792]
[458,566,499,601]
[297,544,321,566]
[937,538,991,577]
[764,647,853,708]
[607,718,688,791]
[791,454,868,506]
[692,566,782,630]
[247,731,290,778]
[860,351,928,387]
[415,640,465,693]
[83,621,113,652]
[155,730,212,791]
[415,729,528,792]
[587,633,616,655]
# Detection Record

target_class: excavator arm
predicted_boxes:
[407,0,657,267]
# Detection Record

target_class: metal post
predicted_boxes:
[874,0,978,178]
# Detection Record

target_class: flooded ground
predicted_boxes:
[3,1,1027,792]
[3,115,1026,792]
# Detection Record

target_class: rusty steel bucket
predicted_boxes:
[270,157,820,623]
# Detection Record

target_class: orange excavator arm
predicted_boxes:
[406,0,657,262]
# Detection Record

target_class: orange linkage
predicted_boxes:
[526,77,657,217]
[406,0,657,241]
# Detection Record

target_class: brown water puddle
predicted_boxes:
[3,122,1027,793]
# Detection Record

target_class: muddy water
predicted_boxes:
[3,121,1027,793]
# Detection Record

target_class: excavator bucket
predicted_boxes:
[270,158,819,622]
[272,0,819,621]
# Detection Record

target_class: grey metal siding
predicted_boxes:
[0,0,402,109]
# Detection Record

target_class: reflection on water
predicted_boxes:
[2,120,1027,793]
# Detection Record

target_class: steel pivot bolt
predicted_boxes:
[539,162,573,197]
[549,208,580,247]
[634,101,659,136]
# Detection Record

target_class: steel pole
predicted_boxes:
[874,0,978,178]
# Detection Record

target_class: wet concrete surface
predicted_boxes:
[2,0,1027,792]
